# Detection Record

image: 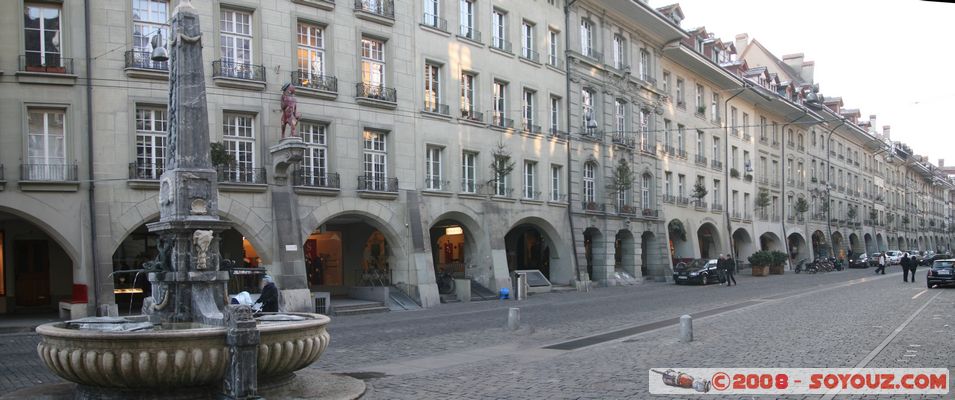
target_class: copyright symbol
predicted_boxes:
[712,372,730,391]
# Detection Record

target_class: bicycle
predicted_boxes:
[436,267,456,295]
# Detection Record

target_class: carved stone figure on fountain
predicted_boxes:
[281,82,301,139]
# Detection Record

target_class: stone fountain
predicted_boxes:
[26,2,360,399]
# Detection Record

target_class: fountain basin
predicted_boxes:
[35,313,330,389]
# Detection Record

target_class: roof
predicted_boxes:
[740,38,807,85]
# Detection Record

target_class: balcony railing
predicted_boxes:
[548,55,564,70]
[758,177,769,186]
[614,203,637,216]
[212,60,266,82]
[694,154,707,166]
[21,163,77,181]
[522,122,542,134]
[711,159,723,170]
[771,180,780,188]
[491,37,512,53]
[422,13,447,31]
[217,166,266,184]
[674,149,687,159]
[711,203,723,212]
[292,170,340,189]
[661,145,674,155]
[19,55,73,74]
[459,178,481,194]
[0,164,4,181]
[581,201,605,212]
[355,0,394,19]
[612,133,634,147]
[423,101,450,115]
[358,175,398,192]
[642,208,660,218]
[640,141,655,154]
[459,25,482,42]
[128,162,164,180]
[461,107,484,123]
[292,71,338,93]
[491,113,514,129]
[356,83,397,103]
[759,136,769,145]
[582,48,602,62]
[663,195,676,204]
[731,211,741,220]
[693,200,708,210]
[523,190,542,201]
[425,177,450,191]
[548,127,568,140]
[125,50,167,71]
[676,196,690,206]
[743,212,752,221]
[520,48,540,63]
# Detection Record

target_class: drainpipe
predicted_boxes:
[564,0,582,284]
[825,118,847,259]
[84,0,100,314]
[780,109,809,268]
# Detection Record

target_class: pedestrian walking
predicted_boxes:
[721,254,737,286]
[910,255,918,283]
[901,253,911,282]
[875,252,886,275]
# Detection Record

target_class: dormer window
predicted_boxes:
[695,37,704,53]
[711,48,719,64]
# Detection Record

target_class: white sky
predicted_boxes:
[650,0,955,166]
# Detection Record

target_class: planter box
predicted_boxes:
[769,265,785,275]
[752,265,769,276]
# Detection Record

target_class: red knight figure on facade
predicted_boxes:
[281,82,301,138]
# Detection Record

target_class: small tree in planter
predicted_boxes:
[696,105,707,115]
[730,168,740,178]
[869,209,878,224]
[755,189,771,218]
[607,158,635,211]
[489,142,515,196]
[847,206,857,223]
[691,181,708,207]
[769,251,788,275]
[794,197,809,220]
[748,250,771,276]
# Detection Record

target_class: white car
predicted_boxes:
[884,250,903,265]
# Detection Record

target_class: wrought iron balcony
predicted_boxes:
[615,203,637,216]
[661,145,674,155]
[20,163,78,181]
[694,154,707,166]
[711,159,723,170]
[20,54,73,74]
[422,13,447,31]
[461,107,484,123]
[731,211,741,220]
[128,162,164,180]
[523,190,542,201]
[355,0,394,19]
[491,37,512,53]
[676,196,690,206]
[423,101,450,115]
[459,178,481,194]
[693,200,708,210]
[663,195,676,204]
[582,48,602,62]
[711,203,723,212]
[520,48,540,63]
[581,201,605,212]
[674,149,688,159]
[491,113,513,129]
[356,83,397,103]
[548,127,568,140]
[212,60,265,82]
[491,186,514,198]
[217,166,266,184]
[640,141,655,154]
[459,25,482,42]
[642,208,660,218]
[522,122,542,134]
[292,71,338,93]
[125,50,167,71]
[358,175,398,192]
[612,133,635,147]
[424,177,449,191]
[548,55,564,70]
[293,170,340,189]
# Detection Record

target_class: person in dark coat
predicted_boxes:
[720,254,737,286]
[255,275,279,312]
[901,254,912,282]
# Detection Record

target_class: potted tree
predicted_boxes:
[608,158,636,214]
[769,251,788,275]
[755,189,771,219]
[748,251,771,276]
[794,197,809,221]
[489,142,515,197]
[691,181,707,208]
[730,168,740,178]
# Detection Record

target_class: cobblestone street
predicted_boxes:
[3,266,953,399]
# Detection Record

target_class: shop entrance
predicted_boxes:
[305,215,392,295]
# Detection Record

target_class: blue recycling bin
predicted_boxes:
[499,287,510,299]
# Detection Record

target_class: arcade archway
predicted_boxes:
[864,233,874,254]
[304,213,403,295]
[615,230,635,276]
[0,209,75,311]
[505,222,557,280]
[812,230,829,257]
[876,233,886,251]
[582,227,604,281]
[788,233,810,263]
[832,232,846,259]
[668,219,692,262]
[760,232,783,252]
[733,228,755,262]
[849,233,863,257]
[697,223,722,259]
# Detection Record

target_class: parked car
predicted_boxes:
[927,259,955,288]
[673,259,724,285]
[848,253,870,268]
[923,253,952,266]
[907,250,923,264]
[884,250,903,265]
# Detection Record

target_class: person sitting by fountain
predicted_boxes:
[254,275,279,313]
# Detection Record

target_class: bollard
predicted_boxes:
[515,272,527,300]
[680,315,693,343]
[506,307,520,331]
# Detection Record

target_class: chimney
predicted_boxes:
[735,33,749,53]
[883,125,891,140]
[782,53,805,79]
[801,61,815,84]
[940,159,945,168]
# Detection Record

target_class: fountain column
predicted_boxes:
[145,0,231,326]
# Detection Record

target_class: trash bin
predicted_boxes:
[515,272,528,300]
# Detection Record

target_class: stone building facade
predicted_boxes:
[0,0,953,317]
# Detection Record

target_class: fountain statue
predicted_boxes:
[26,2,356,399]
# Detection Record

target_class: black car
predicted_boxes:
[673,259,724,285]
[927,259,955,288]
[922,253,951,267]
[848,253,870,268]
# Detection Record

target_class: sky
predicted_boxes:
[650,0,955,166]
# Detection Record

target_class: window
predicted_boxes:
[548,29,560,66]
[523,89,535,129]
[424,63,441,112]
[460,71,476,115]
[642,174,651,208]
[677,124,685,152]
[639,109,650,150]
[132,0,169,57]
[297,22,325,82]
[712,136,720,162]
[363,130,388,190]
[521,21,534,59]
[612,35,625,69]
[220,9,253,75]
[300,121,328,186]
[695,84,704,114]
[731,146,738,170]
[678,174,686,197]
[772,121,779,144]
[580,19,593,57]
[711,93,720,122]
[662,71,671,96]
[135,106,167,179]
[732,190,739,214]
[743,150,751,172]
[744,193,751,215]
[583,162,596,203]
[665,172,672,197]
[663,119,672,148]
[524,161,536,199]
[493,80,507,125]
[24,4,63,68]
[639,49,650,81]
[614,99,626,135]
[424,0,440,27]
[462,151,477,193]
[426,146,443,190]
[549,96,561,134]
[759,116,767,140]
[493,154,509,196]
[742,113,750,138]
[459,0,476,39]
[581,88,595,129]
[730,106,738,135]
[492,10,507,50]
[713,179,720,205]
[223,113,256,181]
[551,165,562,201]
[697,130,704,157]
[26,108,67,176]
[676,78,685,106]
[361,38,385,87]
